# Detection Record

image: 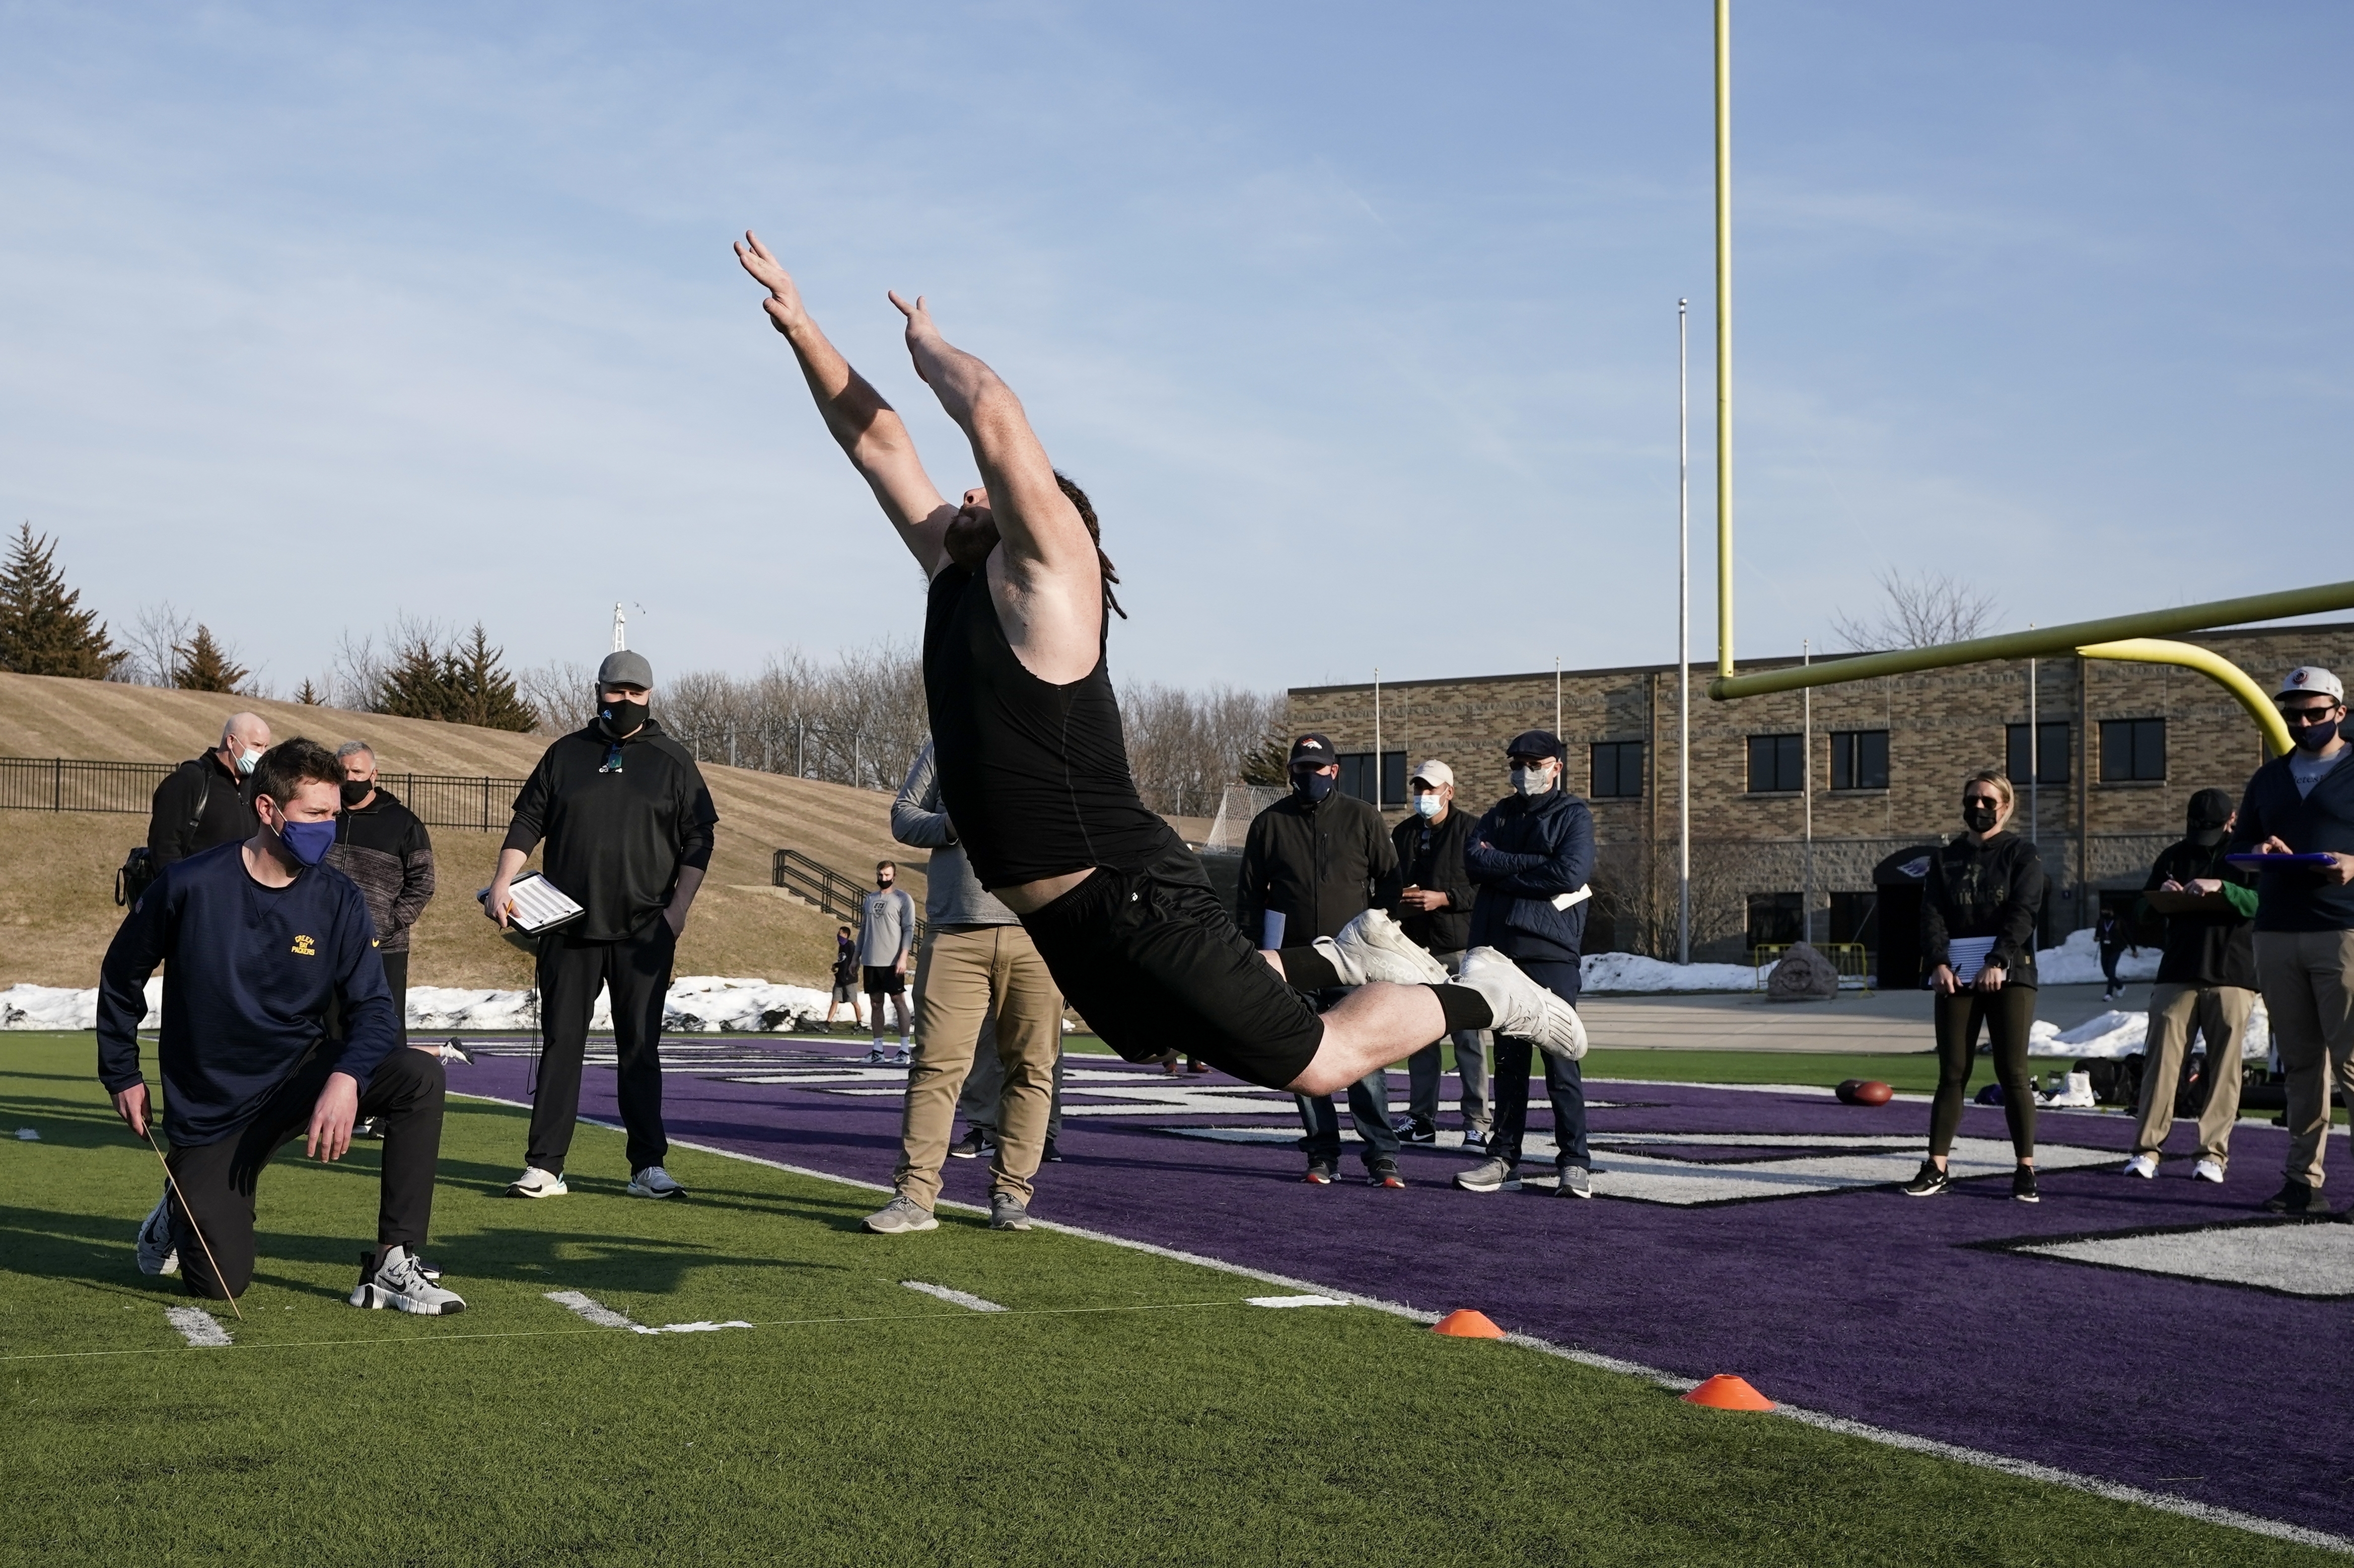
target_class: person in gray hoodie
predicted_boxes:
[864,740,1067,1235]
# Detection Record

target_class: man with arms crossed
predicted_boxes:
[736,233,1580,1095]
[860,860,917,1064]
[99,738,461,1313]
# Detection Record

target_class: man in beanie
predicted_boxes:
[2122,787,2260,1183]
[2230,664,2354,1215]
[486,650,719,1201]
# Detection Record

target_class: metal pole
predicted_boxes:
[1373,668,1383,810]
[2028,640,2039,847]
[1714,0,1734,680]
[1554,656,1562,741]
[1678,298,1692,965]
[1802,639,1813,945]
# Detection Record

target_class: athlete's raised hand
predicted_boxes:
[888,290,941,378]
[735,231,809,336]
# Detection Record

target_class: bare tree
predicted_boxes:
[1120,682,1285,816]
[1831,568,2000,652]
[518,659,598,734]
[118,602,193,687]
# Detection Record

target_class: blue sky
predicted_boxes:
[2,2,2348,697]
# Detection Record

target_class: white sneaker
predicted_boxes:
[867,1043,889,1064]
[2044,1071,2096,1108]
[1331,908,1451,985]
[506,1166,568,1199]
[894,1045,913,1066]
[1455,948,1588,1060]
[349,1246,467,1315]
[2192,1158,2226,1184]
[2122,1153,2159,1179]
[135,1191,179,1277]
[626,1165,685,1199]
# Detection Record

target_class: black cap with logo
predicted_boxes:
[1288,733,1337,768]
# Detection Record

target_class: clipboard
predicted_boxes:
[476,871,585,935]
[2227,852,2337,868]
[2144,889,2237,915]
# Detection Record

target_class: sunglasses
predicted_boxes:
[1962,794,2003,808]
[2280,705,2343,727]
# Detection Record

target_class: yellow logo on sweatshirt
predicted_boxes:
[291,934,318,957]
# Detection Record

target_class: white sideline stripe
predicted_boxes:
[1246,1295,1347,1308]
[544,1290,754,1336]
[452,1092,2351,1554]
[900,1281,1008,1313]
[164,1306,231,1348]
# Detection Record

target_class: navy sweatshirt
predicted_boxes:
[2229,745,2354,932]
[96,840,399,1148]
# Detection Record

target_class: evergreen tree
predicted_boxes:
[376,630,454,721]
[1239,733,1292,786]
[295,679,325,705]
[173,625,248,693]
[0,522,126,679]
[374,623,536,732]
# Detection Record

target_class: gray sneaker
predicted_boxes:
[989,1192,1033,1231]
[1555,1165,1593,1199]
[1454,1157,1522,1193]
[861,1195,939,1234]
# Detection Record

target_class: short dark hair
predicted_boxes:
[251,737,345,813]
[876,859,896,872]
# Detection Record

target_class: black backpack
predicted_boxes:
[116,766,211,908]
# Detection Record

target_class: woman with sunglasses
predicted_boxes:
[1906,768,2049,1202]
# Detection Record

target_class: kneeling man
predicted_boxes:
[97,738,463,1313]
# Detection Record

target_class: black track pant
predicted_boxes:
[168,1047,446,1300]
[529,921,675,1174]
[380,949,409,1048]
[1929,984,2039,1159]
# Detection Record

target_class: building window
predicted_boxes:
[1337,751,1407,806]
[1590,740,1644,799]
[1747,891,1803,950]
[2099,718,2167,783]
[2005,722,2071,787]
[1747,733,1804,793]
[1828,890,1879,952]
[1829,730,1889,791]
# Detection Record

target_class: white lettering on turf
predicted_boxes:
[546,1290,753,1335]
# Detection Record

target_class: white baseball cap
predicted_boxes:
[2278,666,2345,702]
[1409,759,1454,788]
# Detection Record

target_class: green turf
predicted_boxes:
[1,1032,2328,1566]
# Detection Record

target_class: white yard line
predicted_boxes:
[163,1305,231,1347]
[451,1091,2351,1555]
[543,1289,750,1335]
[1245,1295,1347,1308]
[900,1281,1009,1313]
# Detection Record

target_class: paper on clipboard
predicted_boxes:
[1946,935,1996,984]
[478,871,584,934]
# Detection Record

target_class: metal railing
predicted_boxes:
[772,847,924,948]
[0,756,527,833]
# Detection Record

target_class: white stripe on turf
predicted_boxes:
[1246,1295,1347,1308]
[901,1281,1008,1313]
[164,1306,231,1347]
[545,1290,639,1329]
[457,1094,2352,1556]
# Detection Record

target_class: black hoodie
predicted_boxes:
[502,719,718,941]
[1919,831,2045,988]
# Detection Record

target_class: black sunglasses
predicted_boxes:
[2280,705,2343,727]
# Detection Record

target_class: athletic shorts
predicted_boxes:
[862,965,905,998]
[1020,858,1324,1091]
[831,983,860,1004]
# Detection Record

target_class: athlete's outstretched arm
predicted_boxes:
[889,291,1098,587]
[736,232,952,573]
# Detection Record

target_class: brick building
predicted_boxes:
[1286,622,2354,964]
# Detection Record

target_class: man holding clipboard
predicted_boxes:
[2228,665,2354,1216]
[486,650,719,1201]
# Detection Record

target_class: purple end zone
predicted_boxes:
[454,1040,2354,1536]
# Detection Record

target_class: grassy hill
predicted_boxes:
[0,671,924,990]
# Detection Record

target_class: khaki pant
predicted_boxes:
[893,924,1064,1208]
[2256,929,2354,1189]
[2130,982,2255,1169]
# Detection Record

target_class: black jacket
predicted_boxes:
[1466,787,1595,963]
[1391,806,1476,954]
[326,787,437,955]
[1237,790,1400,944]
[2228,745,2354,932]
[1919,832,2045,987]
[146,752,256,868]
[501,720,719,941]
[2138,837,2258,990]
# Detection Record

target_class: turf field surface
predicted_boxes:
[4,1033,2343,1565]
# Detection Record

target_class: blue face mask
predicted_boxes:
[1293,771,1336,803]
[278,817,336,866]
[235,749,260,776]
[1412,792,1443,818]
[2294,715,2342,753]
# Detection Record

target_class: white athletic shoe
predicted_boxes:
[1455,948,1588,1060]
[894,1045,913,1066]
[506,1166,568,1199]
[349,1246,467,1315]
[135,1191,179,1277]
[866,1043,890,1064]
[2192,1158,2226,1184]
[2122,1153,2159,1179]
[626,1166,685,1199]
[1330,908,1451,986]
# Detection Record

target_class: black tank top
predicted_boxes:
[922,563,1172,888]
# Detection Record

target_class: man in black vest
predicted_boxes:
[487,650,718,1203]
[146,711,270,869]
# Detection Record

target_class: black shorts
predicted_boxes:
[862,965,905,998]
[1020,857,1324,1091]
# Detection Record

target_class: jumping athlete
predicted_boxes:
[735,233,1582,1094]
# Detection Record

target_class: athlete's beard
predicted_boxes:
[944,513,1001,570]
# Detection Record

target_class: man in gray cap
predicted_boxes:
[486,650,719,1202]
[2230,664,2354,1215]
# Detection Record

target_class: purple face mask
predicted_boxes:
[278,817,336,866]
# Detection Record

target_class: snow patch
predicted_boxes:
[2032,927,2163,986]
[3,976,835,1034]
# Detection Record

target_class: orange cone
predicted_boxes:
[1681,1374,1774,1411]
[1431,1309,1506,1339]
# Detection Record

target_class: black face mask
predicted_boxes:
[339,778,372,808]
[598,698,649,739]
[1293,771,1336,804]
[1961,800,1999,833]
